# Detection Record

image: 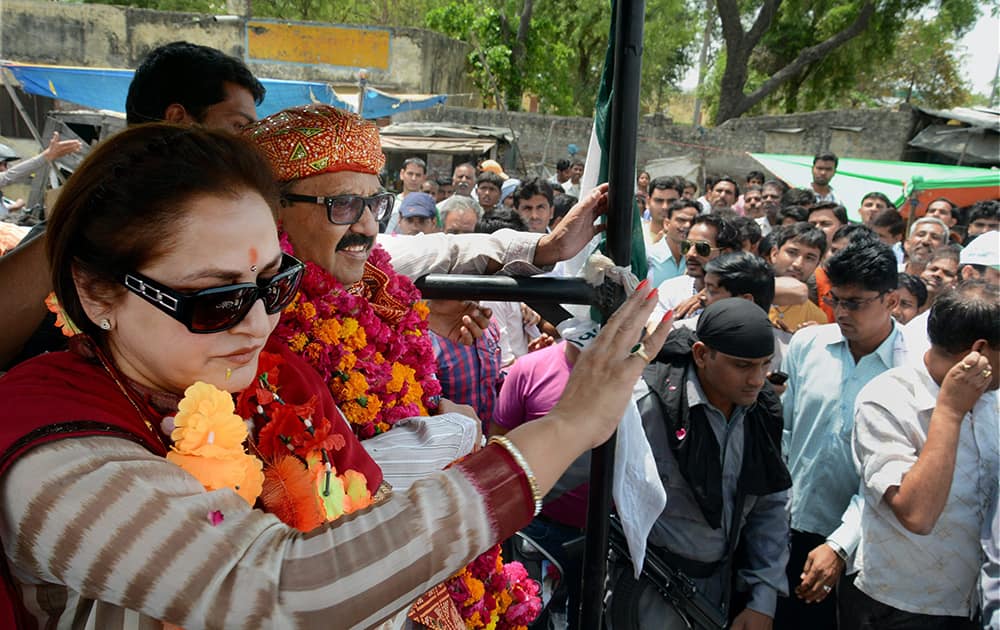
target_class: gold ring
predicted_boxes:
[983,369,993,379]
[961,362,974,371]
[629,342,652,363]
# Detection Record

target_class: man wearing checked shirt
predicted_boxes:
[773,239,910,629]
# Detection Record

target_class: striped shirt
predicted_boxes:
[430,321,502,426]
[1,437,529,629]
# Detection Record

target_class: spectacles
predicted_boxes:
[822,291,887,312]
[680,239,720,257]
[122,253,305,333]
[282,192,395,225]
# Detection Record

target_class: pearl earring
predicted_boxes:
[99,319,112,331]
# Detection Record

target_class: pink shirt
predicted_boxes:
[494,342,588,528]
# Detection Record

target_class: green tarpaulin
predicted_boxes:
[750,153,1000,222]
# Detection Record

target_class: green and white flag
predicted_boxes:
[559,0,665,581]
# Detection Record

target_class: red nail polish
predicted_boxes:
[661,309,674,322]
[636,279,649,292]
[645,288,659,301]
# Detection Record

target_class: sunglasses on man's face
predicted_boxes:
[680,239,718,257]
[122,253,305,333]
[282,192,395,225]
[822,291,887,313]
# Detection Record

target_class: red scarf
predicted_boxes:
[0,336,382,628]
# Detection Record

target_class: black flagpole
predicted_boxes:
[578,0,645,627]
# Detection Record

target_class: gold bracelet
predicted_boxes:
[488,435,543,517]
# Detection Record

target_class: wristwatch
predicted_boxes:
[826,539,849,563]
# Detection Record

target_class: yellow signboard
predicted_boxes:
[247,21,390,70]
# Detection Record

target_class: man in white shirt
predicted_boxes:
[847,281,998,629]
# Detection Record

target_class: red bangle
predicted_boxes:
[455,443,535,541]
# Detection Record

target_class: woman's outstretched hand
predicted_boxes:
[552,282,673,449]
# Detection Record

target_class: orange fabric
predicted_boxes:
[243,105,385,182]
[815,267,834,322]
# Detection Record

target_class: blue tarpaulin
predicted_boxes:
[361,87,446,119]
[2,62,444,119]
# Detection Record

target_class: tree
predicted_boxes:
[855,19,971,108]
[713,0,875,124]
[709,0,986,123]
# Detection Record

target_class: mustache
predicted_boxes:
[337,233,375,251]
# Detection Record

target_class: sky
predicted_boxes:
[958,12,999,96]
[680,10,1000,99]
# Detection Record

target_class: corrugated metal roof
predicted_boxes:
[917,106,1000,132]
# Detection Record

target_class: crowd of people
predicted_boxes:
[0,40,997,630]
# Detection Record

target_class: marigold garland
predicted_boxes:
[270,234,539,628]
[273,233,441,439]
[167,351,373,528]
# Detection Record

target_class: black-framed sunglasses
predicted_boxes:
[122,253,305,333]
[822,291,887,312]
[680,239,719,257]
[282,192,395,225]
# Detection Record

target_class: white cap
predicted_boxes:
[960,231,1000,270]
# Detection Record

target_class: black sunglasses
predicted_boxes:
[122,253,305,333]
[822,291,887,312]
[282,192,395,225]
[680,239,719,257]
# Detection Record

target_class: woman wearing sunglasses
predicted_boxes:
[0,124,672,629]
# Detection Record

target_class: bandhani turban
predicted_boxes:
[242,104,385,182]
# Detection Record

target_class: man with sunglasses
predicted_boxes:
[245,105,607,313]
[774,239,910,630]
[654,213,741,320]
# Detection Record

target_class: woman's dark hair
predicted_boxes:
[47,123,280,340]
[824,239,898,294]
[126,41,265,125]
[928,281,999,354]
[897,273,929,309]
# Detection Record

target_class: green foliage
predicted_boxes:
[751,0,983,113]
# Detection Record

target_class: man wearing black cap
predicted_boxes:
[610,298,791,629]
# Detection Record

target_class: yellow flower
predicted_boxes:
[341,469,371,514]
[386,363,415,395]
[171,382,247,456]
[167,451,263,506]
[414,301,430,320]
[313,318,342,345]
[288,332,309,353]
[463,574,486,606]
[300,301,317,320]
